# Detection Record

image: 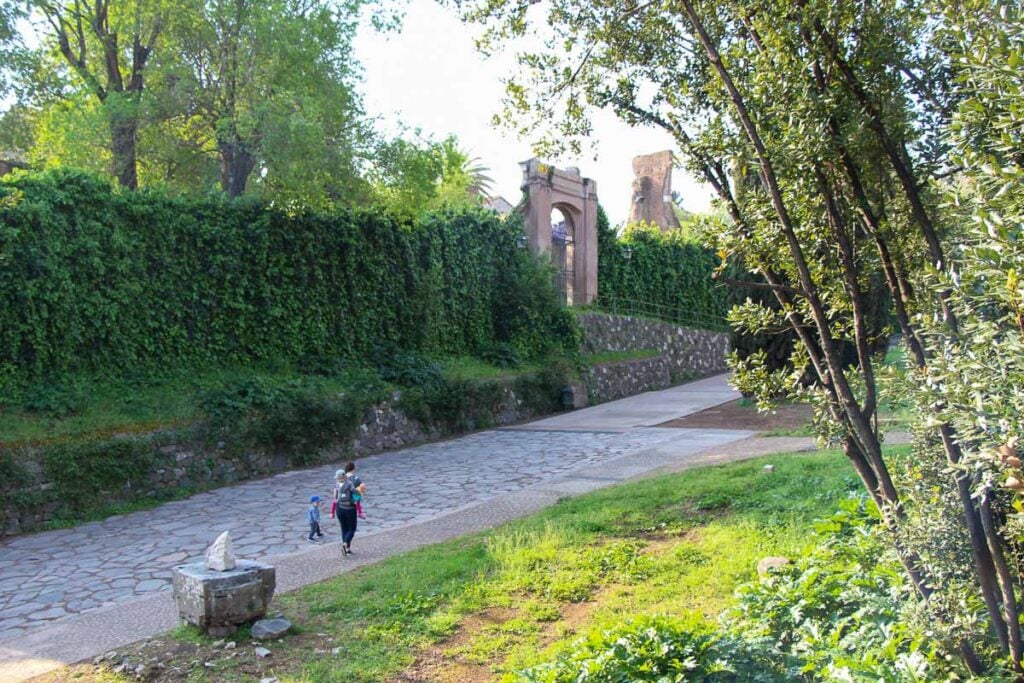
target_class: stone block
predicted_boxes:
[171,560,276,633]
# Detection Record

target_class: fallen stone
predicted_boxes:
[260,678,279,683]
[224,641,236,650]
[211,639,225,648]
[757,556,790,579]
[251,618,291,640]
[331,647,341,655]
[762,464,775,474]
[205,531,237,571]
[254,647,271,659]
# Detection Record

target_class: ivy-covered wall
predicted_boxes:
[0,170,576,394]
[595,207,729,330]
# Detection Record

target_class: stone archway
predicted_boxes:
[519,158,598,305]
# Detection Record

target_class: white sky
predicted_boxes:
[354,1,713,226]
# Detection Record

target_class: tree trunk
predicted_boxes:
[110,114,139,190]
[218,139,257,198]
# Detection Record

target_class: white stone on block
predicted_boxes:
[206,531,236,571]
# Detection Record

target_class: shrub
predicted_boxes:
[372,346,445,392]
[517,614,786,682]
[727,497,996,681]
[479,342,521,369]
[0,170,578,394]
[596,215,728,331]
[197,372,389,465]
[294,351,350,378]
[41,438,160,520]
[400,377,506,434]
[21,376,90,417]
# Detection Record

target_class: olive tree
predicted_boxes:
[448,0,1021,672]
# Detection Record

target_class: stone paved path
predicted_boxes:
[0,428,685,643]
[0,374,755,679]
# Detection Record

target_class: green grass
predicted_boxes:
[0,356,529,449]
[761,425,815,437]
[583,348,662,365]
[437,356,543,381]
[83,448,868,683]
[0,369,214,447]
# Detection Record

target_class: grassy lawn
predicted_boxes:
[58,447,868,683]
[0,357,533,449]
[436,357,543,382]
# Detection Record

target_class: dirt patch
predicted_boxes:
[658,399,811,432]
[389,607,517,683]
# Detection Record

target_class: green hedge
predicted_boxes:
[595,209,729,329]
[0,170,576,395]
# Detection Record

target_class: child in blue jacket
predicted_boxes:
[307,495,325,542]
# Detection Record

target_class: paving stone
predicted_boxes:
[26,607,67,621]
[0,626,25,642]
[65,599,102,613]
[34,591,64,604]
[134,580,167,593]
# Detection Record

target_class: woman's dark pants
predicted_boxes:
[337,507,357,546]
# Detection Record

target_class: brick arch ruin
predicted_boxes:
[518,158,598,305]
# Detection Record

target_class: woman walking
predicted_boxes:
[332,461,363,555]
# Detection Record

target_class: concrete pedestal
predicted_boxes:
[171,560,276,635]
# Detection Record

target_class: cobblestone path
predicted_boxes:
[0,427,687,643]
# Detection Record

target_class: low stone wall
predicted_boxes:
[577,312,730,379]
[583,355,673,403]
[0,386,534,537]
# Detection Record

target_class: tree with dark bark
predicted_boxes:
[161,0,384,200]
[30,0,167,188]
[448,0,1023,673]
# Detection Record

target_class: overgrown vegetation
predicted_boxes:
[0,170,576,396]
[595,208,729,331]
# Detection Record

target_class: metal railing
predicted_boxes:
[586,295,731,333]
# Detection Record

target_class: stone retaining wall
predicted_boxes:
[577,312,730,379]
[583,355,673,403]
